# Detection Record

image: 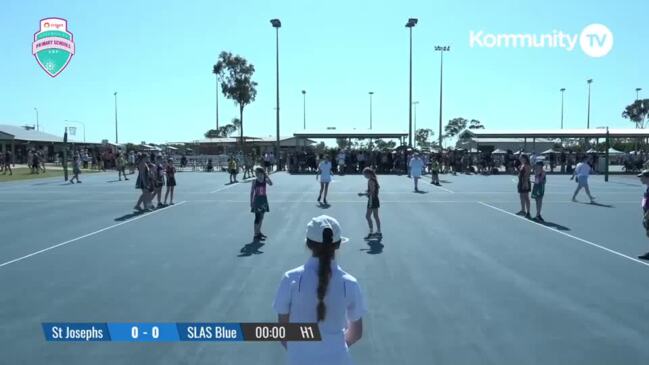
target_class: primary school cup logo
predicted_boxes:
[32,18,75,77]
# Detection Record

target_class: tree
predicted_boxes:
[315,142,327,154]
[444,117,468,139]
[204,129,220,138]
[336,138,352,150]
[374,139,396,150]
[622,99,649,128]
[204,118,240,138]
[415,128,434,149]
[213,52,258,143]
[468,119,485,129]
[458,129,473,142]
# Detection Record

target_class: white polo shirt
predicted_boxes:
[318,161,332,183]
[273,257,366,365]
[575,162,592,178]
[409,157,424,177]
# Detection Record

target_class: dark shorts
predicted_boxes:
[367,195,380,209]
[229,169,237,175]
[517,180,531,194]
[167,177,176,187]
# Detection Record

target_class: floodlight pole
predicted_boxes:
[114,91,119,144]
[605,127,609,182]
[271,19,282,170]
[586,79,592,129]
[406,18,418,147]
[560,88,565,129]
[369,91,374,130]
[435,45,449,148]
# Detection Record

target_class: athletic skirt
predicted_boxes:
[251,195,269,213]
[367,195,380,209]
[531,183,545,199]
[517,179,531,194]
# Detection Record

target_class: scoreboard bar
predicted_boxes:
[42,323,321,342]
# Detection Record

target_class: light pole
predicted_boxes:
[435,45,450,148]
[406,18,418,147]
[560,88,566,129]
[113,91,119,144]
[64,120,86,143]
[302,90,306,130]
[586,79,592,129]
[635,87,643,129]
[215,74,220,129]
[413,101,419,148]
[34,107,39,131]
[369,91,374,130]
[271,18,281,169]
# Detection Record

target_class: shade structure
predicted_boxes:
[541,148,560,155]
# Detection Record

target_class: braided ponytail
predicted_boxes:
[316,228,335,322]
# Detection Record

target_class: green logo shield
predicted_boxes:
[32,18,75,77]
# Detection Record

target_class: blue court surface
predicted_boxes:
[1,171,648,364]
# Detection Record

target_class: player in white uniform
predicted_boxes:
[273,215,366,365]
[408,152,425,192]
[336,151,346,174]
[571,155,595,203]
[317,155,333,205]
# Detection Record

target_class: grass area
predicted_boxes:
[0,168,98,182]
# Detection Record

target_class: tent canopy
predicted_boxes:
[541,148,560,154]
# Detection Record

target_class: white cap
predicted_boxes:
[306,215,342,244]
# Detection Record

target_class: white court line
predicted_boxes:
[0,199,641,204]
[0,201,187,270]
[210,182,242,194]
[197,200,474,204]
[477,201,649,269]
[430,185,454,193]
[204,190,637,195]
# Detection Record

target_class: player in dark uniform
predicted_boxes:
[250,166,273,241]
[517,154,532,219]
[638,170,649,260]
[2,151,12,175]
[163,158,177,205]
[359,167,381,239]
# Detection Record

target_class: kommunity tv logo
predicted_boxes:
[469,24,613,58]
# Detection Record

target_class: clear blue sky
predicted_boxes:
[1,0,647,144]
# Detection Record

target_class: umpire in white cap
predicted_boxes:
[273,215,366,365]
